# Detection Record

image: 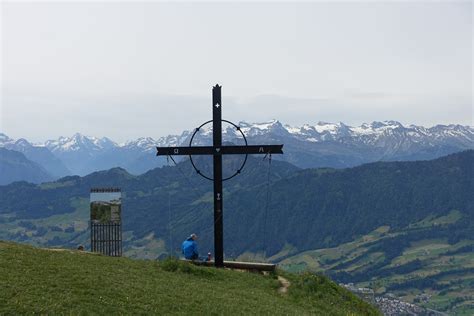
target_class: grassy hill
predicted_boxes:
[0,241,379,315]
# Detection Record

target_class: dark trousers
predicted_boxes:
[186,253,198,260]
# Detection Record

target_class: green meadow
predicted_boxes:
[0,241,379,315]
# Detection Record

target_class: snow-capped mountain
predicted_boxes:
[1,120,473,181]
[41,133,119,175]
[242,119,473,146]
[122,132,193,153]
[43,120,472,152]
[45,133,117,154]
[265,120,473,166]
[176,120,474,168]
[0,135,70,178]
[122,137,158,153]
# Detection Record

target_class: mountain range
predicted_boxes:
[1,120,473,184]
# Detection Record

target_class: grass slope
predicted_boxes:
[0,241,379,315]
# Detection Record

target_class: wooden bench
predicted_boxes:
[183,260,276,272]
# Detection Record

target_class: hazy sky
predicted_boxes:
[1,1,472,142]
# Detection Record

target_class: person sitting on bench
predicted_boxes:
[182,233,199,260]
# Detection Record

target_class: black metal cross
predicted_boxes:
[156,84,283,267]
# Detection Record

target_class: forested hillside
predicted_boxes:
[228,149,473,256]
[0,151,471,258]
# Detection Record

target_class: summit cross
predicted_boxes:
[156,84,283,267]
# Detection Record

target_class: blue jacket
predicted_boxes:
[182,237,198,259]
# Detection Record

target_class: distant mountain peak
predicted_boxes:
[0,133,13,145]
[72,132,85,138]
[368,120,403,129]
[45,133,117,153]
[240,119,281,129]
[14,138,33,148]
[123,137,158,151]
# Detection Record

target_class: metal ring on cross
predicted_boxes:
[189,119,248,181]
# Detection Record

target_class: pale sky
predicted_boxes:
[1,1,472,143]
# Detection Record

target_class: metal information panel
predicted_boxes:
[90,188,122,256]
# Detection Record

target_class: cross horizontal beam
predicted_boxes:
[156,145,283,156]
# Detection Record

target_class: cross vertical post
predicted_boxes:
[212,85,224,267]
